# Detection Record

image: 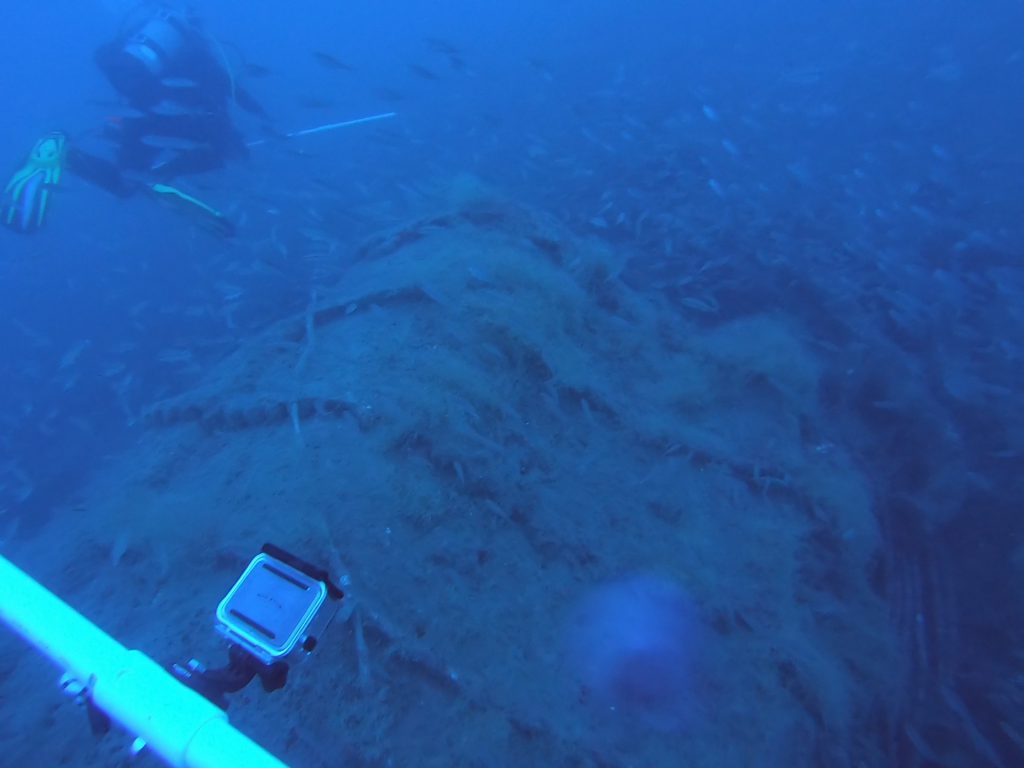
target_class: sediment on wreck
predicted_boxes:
[13,195,894,768]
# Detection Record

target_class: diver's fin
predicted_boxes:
[2,132,67,233]
[148,182,236,237]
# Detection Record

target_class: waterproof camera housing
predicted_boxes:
[215,547,341,665]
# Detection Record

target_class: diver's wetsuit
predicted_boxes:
[66,116,242,199]
[65,148,140,198]
[1,7,260,234]
[68,9,261,197]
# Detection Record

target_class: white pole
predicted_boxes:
[246,111,397,148]
[0,554,288,768]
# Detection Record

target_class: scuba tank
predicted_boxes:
[120,5,193,77]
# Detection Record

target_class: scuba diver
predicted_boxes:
[2,3,266,237]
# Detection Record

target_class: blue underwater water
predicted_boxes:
[0,1,1022,766]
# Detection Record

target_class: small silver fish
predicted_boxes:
[139,135,205,152]
[679,296,719,313]
[148,100,210,118]
[160,77,200,89]
[60,340,92,369]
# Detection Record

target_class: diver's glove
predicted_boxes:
[148,182,236,238]
[2,132,67,233]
